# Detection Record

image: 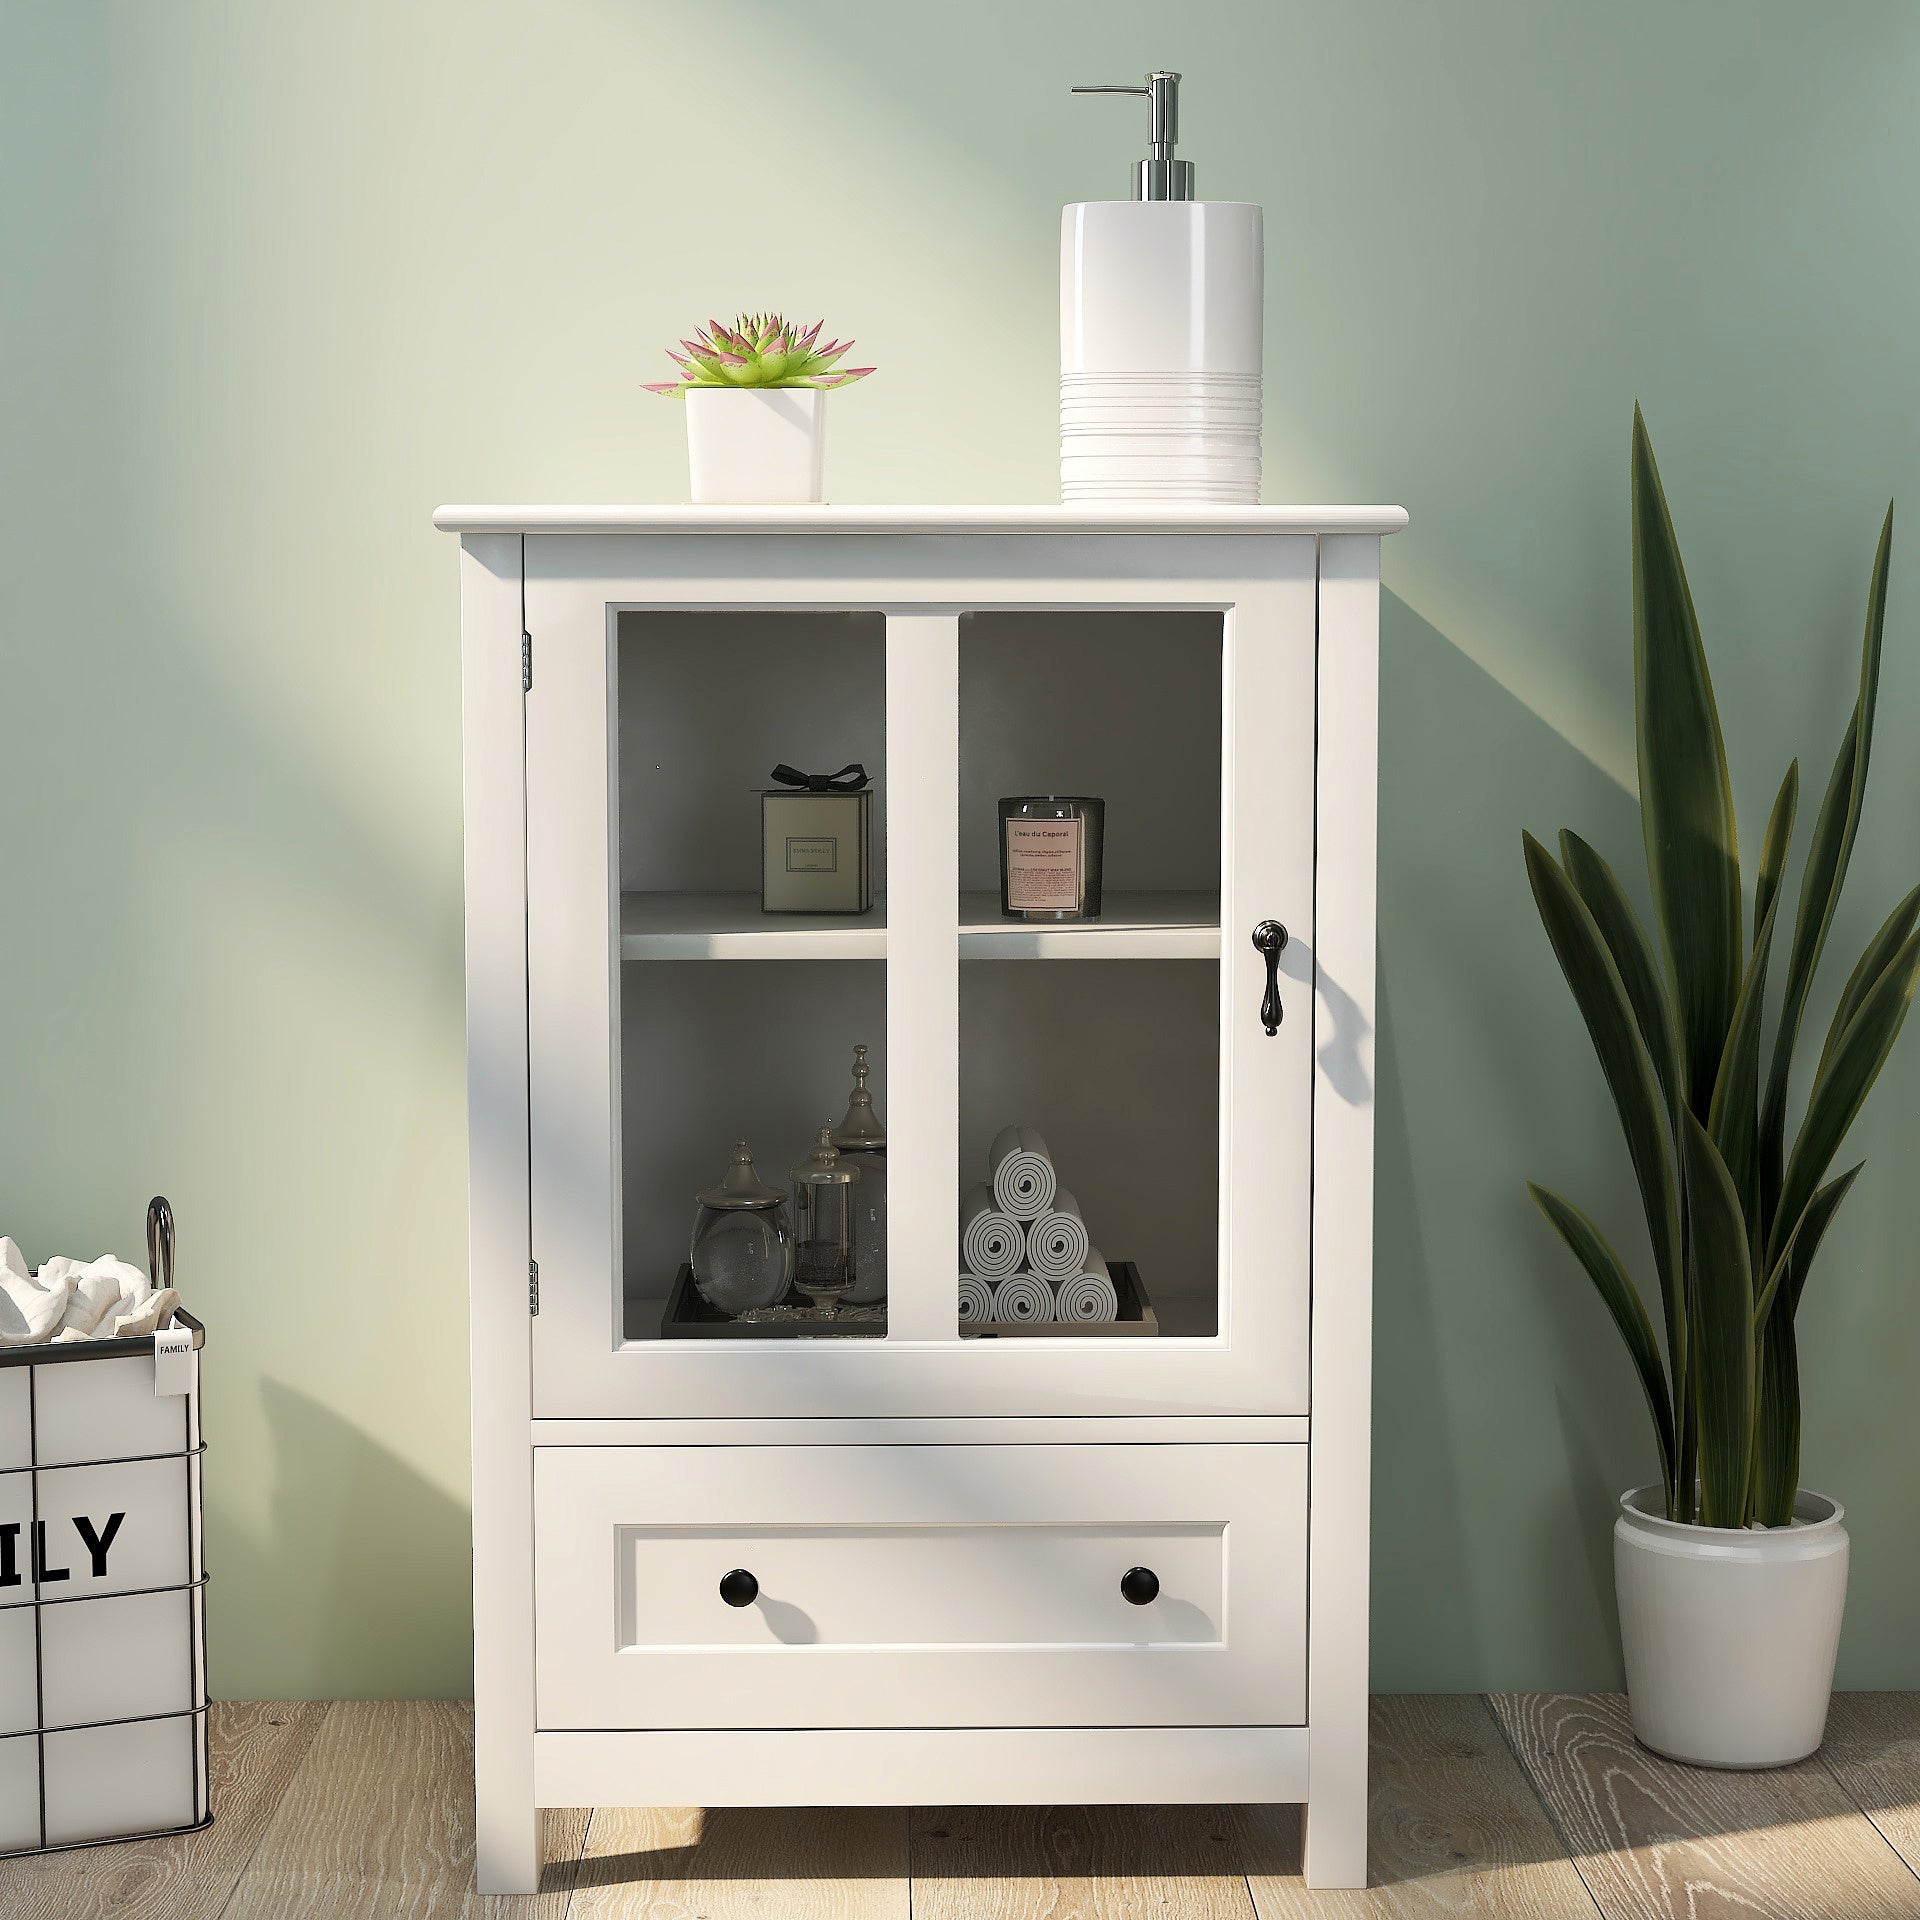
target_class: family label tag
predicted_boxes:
[152,1325,195,1397]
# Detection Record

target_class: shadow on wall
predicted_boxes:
[1371,586,1653,1693]
[82,583,472,1697]
[211,1379,473,1699]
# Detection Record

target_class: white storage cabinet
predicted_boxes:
[439,505,1401,1894]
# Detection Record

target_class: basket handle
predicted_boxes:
[147,1196,175,1293]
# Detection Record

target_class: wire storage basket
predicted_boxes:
[0,1198,209,1856]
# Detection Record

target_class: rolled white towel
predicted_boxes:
[0,1268,72,1346]
[988,1125,1056,1221]
[957,1274,996,1323]
[960,1184,1024,1281]
[1026,1188,1091,1282]
[991,1272,1054,1323]
[1055,1248,1119,1323]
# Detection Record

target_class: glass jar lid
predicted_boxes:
[792,1123,860,1188]
[829,1043,886,1151]
[696,1140,787,1210]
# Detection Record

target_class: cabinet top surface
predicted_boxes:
[432,503,1408,535]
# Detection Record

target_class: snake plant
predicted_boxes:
[1525,408,1917,1529]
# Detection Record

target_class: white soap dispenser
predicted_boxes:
[1061,72,1263,505]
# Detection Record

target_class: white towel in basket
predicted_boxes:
[0,1265,71,1346]
[53,1257,148,1339]
[1055,1249,1119,1323]
[102,1286,179,1338]
[960,1184,1024,1281]
[957,1274,995,1323]
[988,1125,1057,1221]
[990,1272,1055,1323]
[1026,1188,1091,1282]
[0,1243,169,1345]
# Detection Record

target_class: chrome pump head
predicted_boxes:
[1071,70,1193,201]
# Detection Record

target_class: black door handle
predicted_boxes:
[1253,921,1288,1036]
[1120,1566,1160,1606]
[718,1568,759,1607]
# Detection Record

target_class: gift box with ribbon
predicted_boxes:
[761,763,874,914]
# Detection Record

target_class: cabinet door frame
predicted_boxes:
[522,529,1317,1418]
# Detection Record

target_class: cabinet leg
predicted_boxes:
[1302,1791,1367,1889]
[475,1798,544,1897]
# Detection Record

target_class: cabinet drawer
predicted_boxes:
[533,1442,1305,1731]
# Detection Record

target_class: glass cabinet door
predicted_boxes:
[612,609,890,1346]
[953,611,1225,1343]
[523,536,1315,1417]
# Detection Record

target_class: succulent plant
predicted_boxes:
[645,313,875,395]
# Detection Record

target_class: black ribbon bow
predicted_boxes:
[771,763,869,793]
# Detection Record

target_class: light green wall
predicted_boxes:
[4,0,1917,1696]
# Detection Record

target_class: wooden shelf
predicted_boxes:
[619,891,1220,961]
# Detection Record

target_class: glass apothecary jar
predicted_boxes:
[830,1043,887,1303]
[791,1124,860,1316]
[689,1141,793,1316]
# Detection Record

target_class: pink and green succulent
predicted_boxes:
[646,313,875,395]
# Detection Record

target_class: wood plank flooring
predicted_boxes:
[1827,1693,1920,1882]
[1242,1695,1605,1919]
[570,1805,908,1920]
[1,1696,1913,1919]
[1490,1693,1920,1920]
[0,1700,326,1920]
[912,1802,1260,1920]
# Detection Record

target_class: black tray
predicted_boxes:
[660,1266,883,1338]
[963,1261,1157,1338]
[657,1265,1155,1339]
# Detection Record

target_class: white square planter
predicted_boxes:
[685,388,825,505]
[0,1315,208,1858]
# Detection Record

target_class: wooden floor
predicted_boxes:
[3,1695,1918,1918]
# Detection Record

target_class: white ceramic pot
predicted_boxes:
[684,388,824,505]
[1614,1485,1849,1768]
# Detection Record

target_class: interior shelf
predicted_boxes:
[622,892,886,959]
[958,892,1219,958]
[620,891,1221,960]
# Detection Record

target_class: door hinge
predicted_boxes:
[521,630,533,692]
[528,1258,540,1315]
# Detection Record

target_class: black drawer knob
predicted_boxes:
[718,1568,759,1608]
[1120,1566,1160,1606]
